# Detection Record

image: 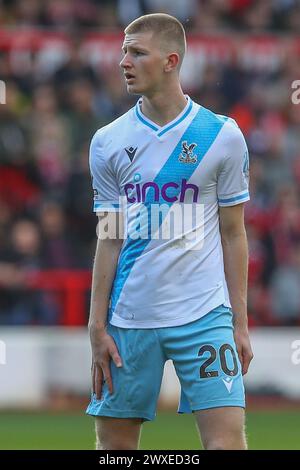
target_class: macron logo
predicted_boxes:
[125,146,138,162]
[222,378,233,393]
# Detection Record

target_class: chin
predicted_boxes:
[127,84,142,95]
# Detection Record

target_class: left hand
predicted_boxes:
[233,326,254,375]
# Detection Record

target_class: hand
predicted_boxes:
[233,326,253,376]
[89,324,122,399]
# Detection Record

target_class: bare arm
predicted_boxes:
[89,219,123,331]
[219,203,253,375]
[88,212,124,398]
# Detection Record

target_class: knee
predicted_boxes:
[95,417,142,450]
[97,441,138,450]
[206,443,227,450]
[96,429,139,450]
[204,437,247,450]
[96,435,138,450]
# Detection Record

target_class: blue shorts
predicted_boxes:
[86,304,245,422]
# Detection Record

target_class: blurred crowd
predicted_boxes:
[0,0,300,32]
[1,1,300,326]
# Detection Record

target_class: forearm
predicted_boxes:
[89,237,123,331]
[221,229,249,329]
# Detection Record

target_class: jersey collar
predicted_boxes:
[135,95,194,137]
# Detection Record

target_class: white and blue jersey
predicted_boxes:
[90,96,250,329]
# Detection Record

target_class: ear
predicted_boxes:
[164,52,180,73]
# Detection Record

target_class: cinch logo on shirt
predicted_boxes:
[124,178,199,204]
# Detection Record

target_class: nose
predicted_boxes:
[119,53,132,70]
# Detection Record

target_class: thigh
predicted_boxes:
[95,416,142,450]
[194,406,246,450]
[86,325,166,422]
[164,305,245,413]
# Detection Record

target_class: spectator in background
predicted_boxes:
[0,219,58,324]
[0,199,12,257]
[193,0,230,31]
[39,200,83,268]
[23,84,71,195]
[0,80,28,165]
[43,0,97,28]
[283,2,300,31]
[192,64,224,112]
[0,81,41,214]
[270,241,300,325]
[283,94,300,167]
[143,0,197,24]
[10,0,44,27]
[53,38,100,111]
[65,78,100,162]
[271,185,300,266]
[239,0,273,32]
[65,141,97,263]
[247,224,267,288]
[117,0,146,26]
[93,69,135,122]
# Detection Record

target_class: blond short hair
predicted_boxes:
[124,13,186,69]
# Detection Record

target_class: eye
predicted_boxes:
[134,51,145,56]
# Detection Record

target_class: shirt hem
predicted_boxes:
[109,296,227,329]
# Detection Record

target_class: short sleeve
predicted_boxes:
[217,122,250,207]
[89,131,122,213]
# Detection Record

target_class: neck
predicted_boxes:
[140,83,187,127]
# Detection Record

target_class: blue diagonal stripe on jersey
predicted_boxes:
[109,106,228,318]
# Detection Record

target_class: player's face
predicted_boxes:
[120,32,167,96]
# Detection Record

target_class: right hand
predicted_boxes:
[89,324,123,400]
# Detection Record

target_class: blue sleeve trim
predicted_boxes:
[93,202,121,212]
[218,191,249,204]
